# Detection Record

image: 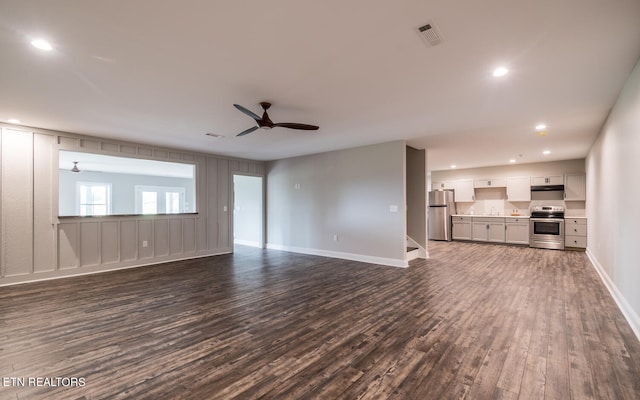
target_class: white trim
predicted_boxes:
[234,239,262,248]
[406,235,427,259]
[0,251,231,287]
[586,248,640,341]
[266,243,408,268]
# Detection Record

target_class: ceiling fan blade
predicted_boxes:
[233,104,261,121]
[236,126,259,137]
[273,123,319,130]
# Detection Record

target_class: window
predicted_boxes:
[59,150,196,217]
[135,186,186,214]
[77,182,111,216]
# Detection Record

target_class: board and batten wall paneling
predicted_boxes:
[183,218,196,253]
[58,223,79,269]
[33,133,57,273]
[80,222,100,267]
[218,159,230,249]
[1,129,34,277]
[207,158,219,250]
[100,221,119,264]
[169,219,183,255]
[1,125,265,285]
[138,220,154,259]
[154,219,170,258]
[120,220,138,262]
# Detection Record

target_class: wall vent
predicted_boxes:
[417,22,444,47]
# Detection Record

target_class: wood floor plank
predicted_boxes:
[1,242,639,399]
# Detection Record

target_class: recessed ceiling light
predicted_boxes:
[451,164,457,169]
[509,159,516,163]
[535,124,546,130]
[7,118,21,124]
[30,38,53,51]
[492,66,509,77]
[543,150,551,155]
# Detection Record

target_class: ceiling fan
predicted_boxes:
[233,102,319,137]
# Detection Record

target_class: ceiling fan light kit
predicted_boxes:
[234,102,319,137]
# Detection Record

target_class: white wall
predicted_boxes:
[266,141,407,267]
[586,57,640,338]
[0,126,264,286]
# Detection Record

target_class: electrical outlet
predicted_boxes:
[142,240,148,248]
[333,234,338,241]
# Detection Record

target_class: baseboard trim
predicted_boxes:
[586,248,640,341]
[0,250,232,287]
[406,235,427,259]
[266,243,408,268]
[234,239,262,248]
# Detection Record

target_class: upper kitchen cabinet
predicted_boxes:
[431,181,454,190]
[564,173,586,201]
[506,176,531,202]
[531,175,563,185]
[452,179,475,202]
[474,178,506,188]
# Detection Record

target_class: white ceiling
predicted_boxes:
[1,0,639,171]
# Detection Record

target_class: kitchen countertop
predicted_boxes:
[452,214,530,218]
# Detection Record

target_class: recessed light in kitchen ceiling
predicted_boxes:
[492,66,509,77]
[543,150,551,155]
[509,159,516,163]
[30,38,53,51]
[450,164,457,169]
[7,118,21,124]
[535,124,546,130]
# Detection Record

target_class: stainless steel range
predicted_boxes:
[529,206,565,250]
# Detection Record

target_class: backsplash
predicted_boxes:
[453,187,585,216]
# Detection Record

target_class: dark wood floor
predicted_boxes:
[1,242,640,399]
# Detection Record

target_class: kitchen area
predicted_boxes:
[428,159,587,251]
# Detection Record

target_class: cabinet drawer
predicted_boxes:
[452,216,472,222]
[565,235,587,248]
[565,218,587,226]
[506,218,528,224]
[566,224,587,236]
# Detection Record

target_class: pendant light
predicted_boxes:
[71,161,80,173]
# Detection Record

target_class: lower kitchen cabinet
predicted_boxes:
[452,216,472,240]
[472,217,505,243]
[505,218,530,245]
[565,217,587,249]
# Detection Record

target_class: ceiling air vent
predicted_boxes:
[417,22,444,47]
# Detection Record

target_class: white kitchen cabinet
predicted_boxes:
[506,176,531,202]
[452,179,475,202]
[505,218,529,245]
[565,218,587,248]
[431,181,454,190]
[531,175,563,186]
[452,216,472,240]
[472,217,505,242]
[564,173,586,201]
[474,178,506,188]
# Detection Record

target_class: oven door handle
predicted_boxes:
[530,218,564,223]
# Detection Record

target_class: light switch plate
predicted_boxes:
[389,205,399,212]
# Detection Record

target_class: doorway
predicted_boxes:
[233,174,264,248]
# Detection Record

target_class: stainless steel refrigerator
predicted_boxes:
[428,189,456,241]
